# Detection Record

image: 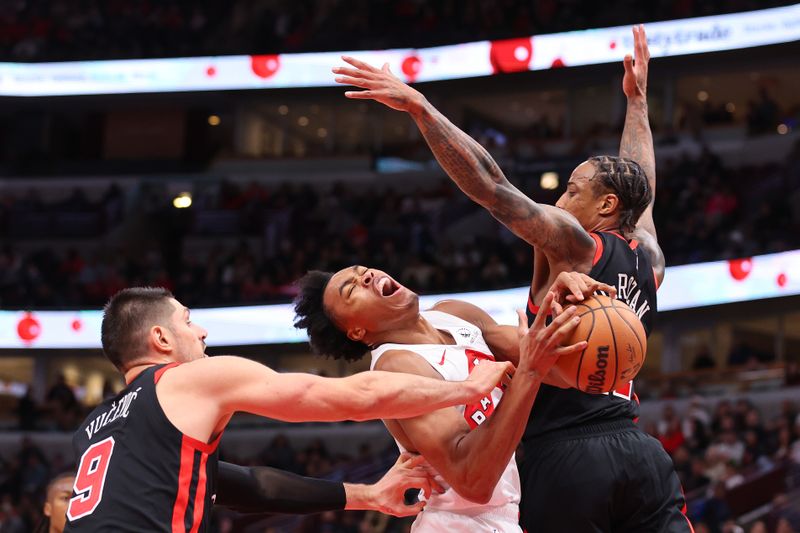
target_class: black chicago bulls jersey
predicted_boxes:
[65,363,219,533]
[523,231,658,439]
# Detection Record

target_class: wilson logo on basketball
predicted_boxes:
[585,345,610,393]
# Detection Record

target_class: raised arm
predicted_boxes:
[333,58,595,268]
[619,25,665,283]
[376,294,584,503]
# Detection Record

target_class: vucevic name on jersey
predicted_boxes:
[523,231,658,439]
[65,364,220,533]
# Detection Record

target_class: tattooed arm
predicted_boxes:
[619,25,665,283]
[333,57,595,269]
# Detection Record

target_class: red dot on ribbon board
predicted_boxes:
[610,41,617,49]
[777,273,787,288]
[206,66,217,77]
[71,319,82,332]
[17,313,41,343]
[401,56,421,82]
[489,37,533,74]
[250,55,281,79]
[550,57,566,68]
[728,258,752,281]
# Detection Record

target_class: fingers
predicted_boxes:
[334,75,373,89]
[382,62,393,74]
[332,66,374,79]
[551,300,564,318]
[554,340,588,356]
[531,291,554,331]
[404,454,427,469]
[516,309,528,338]
[641,25,650,60]
[341,55,380,73]
[395,500,426,517]
[623,54,633,74]
[344,90,376,99]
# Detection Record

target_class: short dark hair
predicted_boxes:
[293,271,370,362]
[101,287,175,370]
[588,156,652,234]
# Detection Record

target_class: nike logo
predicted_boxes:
[438,350,446,365]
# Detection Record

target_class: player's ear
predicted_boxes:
[599,193,619,215]
[347,327,366,342]
[43,501,52,517]
[151,325,173,353]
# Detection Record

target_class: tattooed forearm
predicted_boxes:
[619,97,656,196]
[410,101,593,262]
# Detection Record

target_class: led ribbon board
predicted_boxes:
[0,4,798,96]
[1,250,798,348]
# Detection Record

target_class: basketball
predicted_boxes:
[553,294,647,394]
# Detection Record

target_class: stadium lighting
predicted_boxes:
[208,114,221,126]
[172,192,192,209]
[697,90,709,102]
[777,124,789,135]
[540,172,559,190]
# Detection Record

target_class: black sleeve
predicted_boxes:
[215,461,347,514]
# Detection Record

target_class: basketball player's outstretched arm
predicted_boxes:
[165,355,512,425]
[333,58,595,269]
[217,453,439,517]
[374,294,585,503]
[619,25,666,283]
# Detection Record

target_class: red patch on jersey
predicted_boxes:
[464,349,498,429]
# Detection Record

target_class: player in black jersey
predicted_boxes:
[64,287,512,532]
[334,24,691,532]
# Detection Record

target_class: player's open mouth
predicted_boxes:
[376,276,401,297]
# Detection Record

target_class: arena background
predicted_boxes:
[1,1,800,531]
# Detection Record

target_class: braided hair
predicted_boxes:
[587,156,651,234]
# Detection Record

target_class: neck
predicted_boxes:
[371,313,450,347]
[123,358,171,384]
[589,219,622,235]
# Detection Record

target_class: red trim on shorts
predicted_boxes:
[590,233,603,266]
[171,437,195,532]
[155,362,181,384]
[188,452,209,533]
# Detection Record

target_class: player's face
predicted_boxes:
[44,476,74,533]
[556,161,608,229]
[323,266,418,342]
[167,299,208,362]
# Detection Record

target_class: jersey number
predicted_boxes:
[67,436,115,521]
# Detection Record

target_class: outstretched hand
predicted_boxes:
[333,56,425,113]
[368,453,444,517]
[622,24,650,99]
[549,271,617,305]
[516,291,587,379]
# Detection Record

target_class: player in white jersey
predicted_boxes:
[294,267,614,532]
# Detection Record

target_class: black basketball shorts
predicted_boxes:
[519,419,694,533]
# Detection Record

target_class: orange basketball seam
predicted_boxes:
[600,304,619,392]
[575,306,595,389]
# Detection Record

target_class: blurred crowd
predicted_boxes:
[645,398,800,533]
[0,0,795,62]
[1,139,799,309]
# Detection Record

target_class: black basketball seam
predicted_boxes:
[575,305,595,389]
[610,299,645,362]
[600,304,619,392]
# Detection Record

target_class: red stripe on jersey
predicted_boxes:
[590,233,603,266]
[629,239,639,250]
[653,268,661,291]
[155,362,181,384]
[181,431,223,454]
[171,437,195,532]
[188,452,209,533]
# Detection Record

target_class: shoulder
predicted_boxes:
[158,356,276,394]
[429,300,495,330]
[373,349,442,380]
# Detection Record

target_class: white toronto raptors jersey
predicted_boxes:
[370,310,521,526]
